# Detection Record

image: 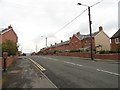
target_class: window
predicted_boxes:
[115,37,120,44]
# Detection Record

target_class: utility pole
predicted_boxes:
[77,3,94,60]
[88,6,93,60]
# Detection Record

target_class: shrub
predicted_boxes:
[70,49,81,53]
[2,40,18,56]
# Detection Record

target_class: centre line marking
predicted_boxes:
[96,69,120,76]
[63,61,83,67]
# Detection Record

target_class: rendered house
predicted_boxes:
[111,29,120,51]
[0,25,18,44]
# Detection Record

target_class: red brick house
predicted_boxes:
[111,29,120,51]
[0,25,18,44]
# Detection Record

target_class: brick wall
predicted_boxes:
[69,35,82,50]
[82,38,95,49]
[2,29,18,43]
[47,53,119,60]
[2,56,17,68]
[111,38,120,51]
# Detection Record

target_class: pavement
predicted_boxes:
[2,56,58,89]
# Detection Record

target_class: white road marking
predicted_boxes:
[63,61,83,67]
[41,57,59,61]
[40,56,119,77]
[96,69,120,76]
[76,64,83,67]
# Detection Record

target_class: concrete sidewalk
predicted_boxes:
[2,56,58,89]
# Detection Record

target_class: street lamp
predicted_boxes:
[77,3,94,60]
[41,36,47,48]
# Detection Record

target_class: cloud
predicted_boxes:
[0,0,119,52]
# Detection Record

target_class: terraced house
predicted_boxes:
[111,29,120,51]
[41,26,110,54]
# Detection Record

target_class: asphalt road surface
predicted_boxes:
[28,55,119,88]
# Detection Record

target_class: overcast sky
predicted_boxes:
[0,0,119,53]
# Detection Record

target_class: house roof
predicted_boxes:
[76,31,99,40]
[50,40,69,48]
[111,29,120,38]
[0,27,11,35]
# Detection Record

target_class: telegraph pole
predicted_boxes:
[77,3,94,60]
[88,6,93,60]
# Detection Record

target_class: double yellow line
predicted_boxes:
[27,58,46,71]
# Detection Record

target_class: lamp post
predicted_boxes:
[41,36,47,48]
[77,3,94,60]
[46,37,47,48]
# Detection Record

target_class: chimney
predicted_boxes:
[99,26,103,31]
[55,42,57,45]
[8,25,12,29]
[69,37,71,40]
[50,44,52,46]
[61,40,63,43]
[76,32,80,36]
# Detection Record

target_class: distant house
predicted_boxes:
[111,29,120,51]
[41,26,110,53]
[0,25,18,44]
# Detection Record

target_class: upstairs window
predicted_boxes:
[115,37,120,44]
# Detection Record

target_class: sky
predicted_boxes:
[0,0,119,53]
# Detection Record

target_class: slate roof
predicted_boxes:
[50,40,69,48]
[76,31,99,40]
[111,29,120,38]
[0,28,10,35]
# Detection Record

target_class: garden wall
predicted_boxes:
[47,52,119,60]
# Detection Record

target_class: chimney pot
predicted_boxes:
[99,26,103,31]
[8,25,12,29]
[76,32,80,36]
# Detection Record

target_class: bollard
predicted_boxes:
[3,52,8,72]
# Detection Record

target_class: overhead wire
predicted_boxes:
[54,0,105,35]
[54,9,87,34]
[91,0,105,7]
[41,0,105,48]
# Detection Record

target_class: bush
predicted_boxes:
[99,50,120,54]
[70,49,81,53]
[2,40,18,56]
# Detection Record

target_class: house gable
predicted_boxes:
[94,30,110,51]
[69,35,82,50]
[1,26,18,43]
[111,29,120,51]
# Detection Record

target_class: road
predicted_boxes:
[28,55,119,88]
